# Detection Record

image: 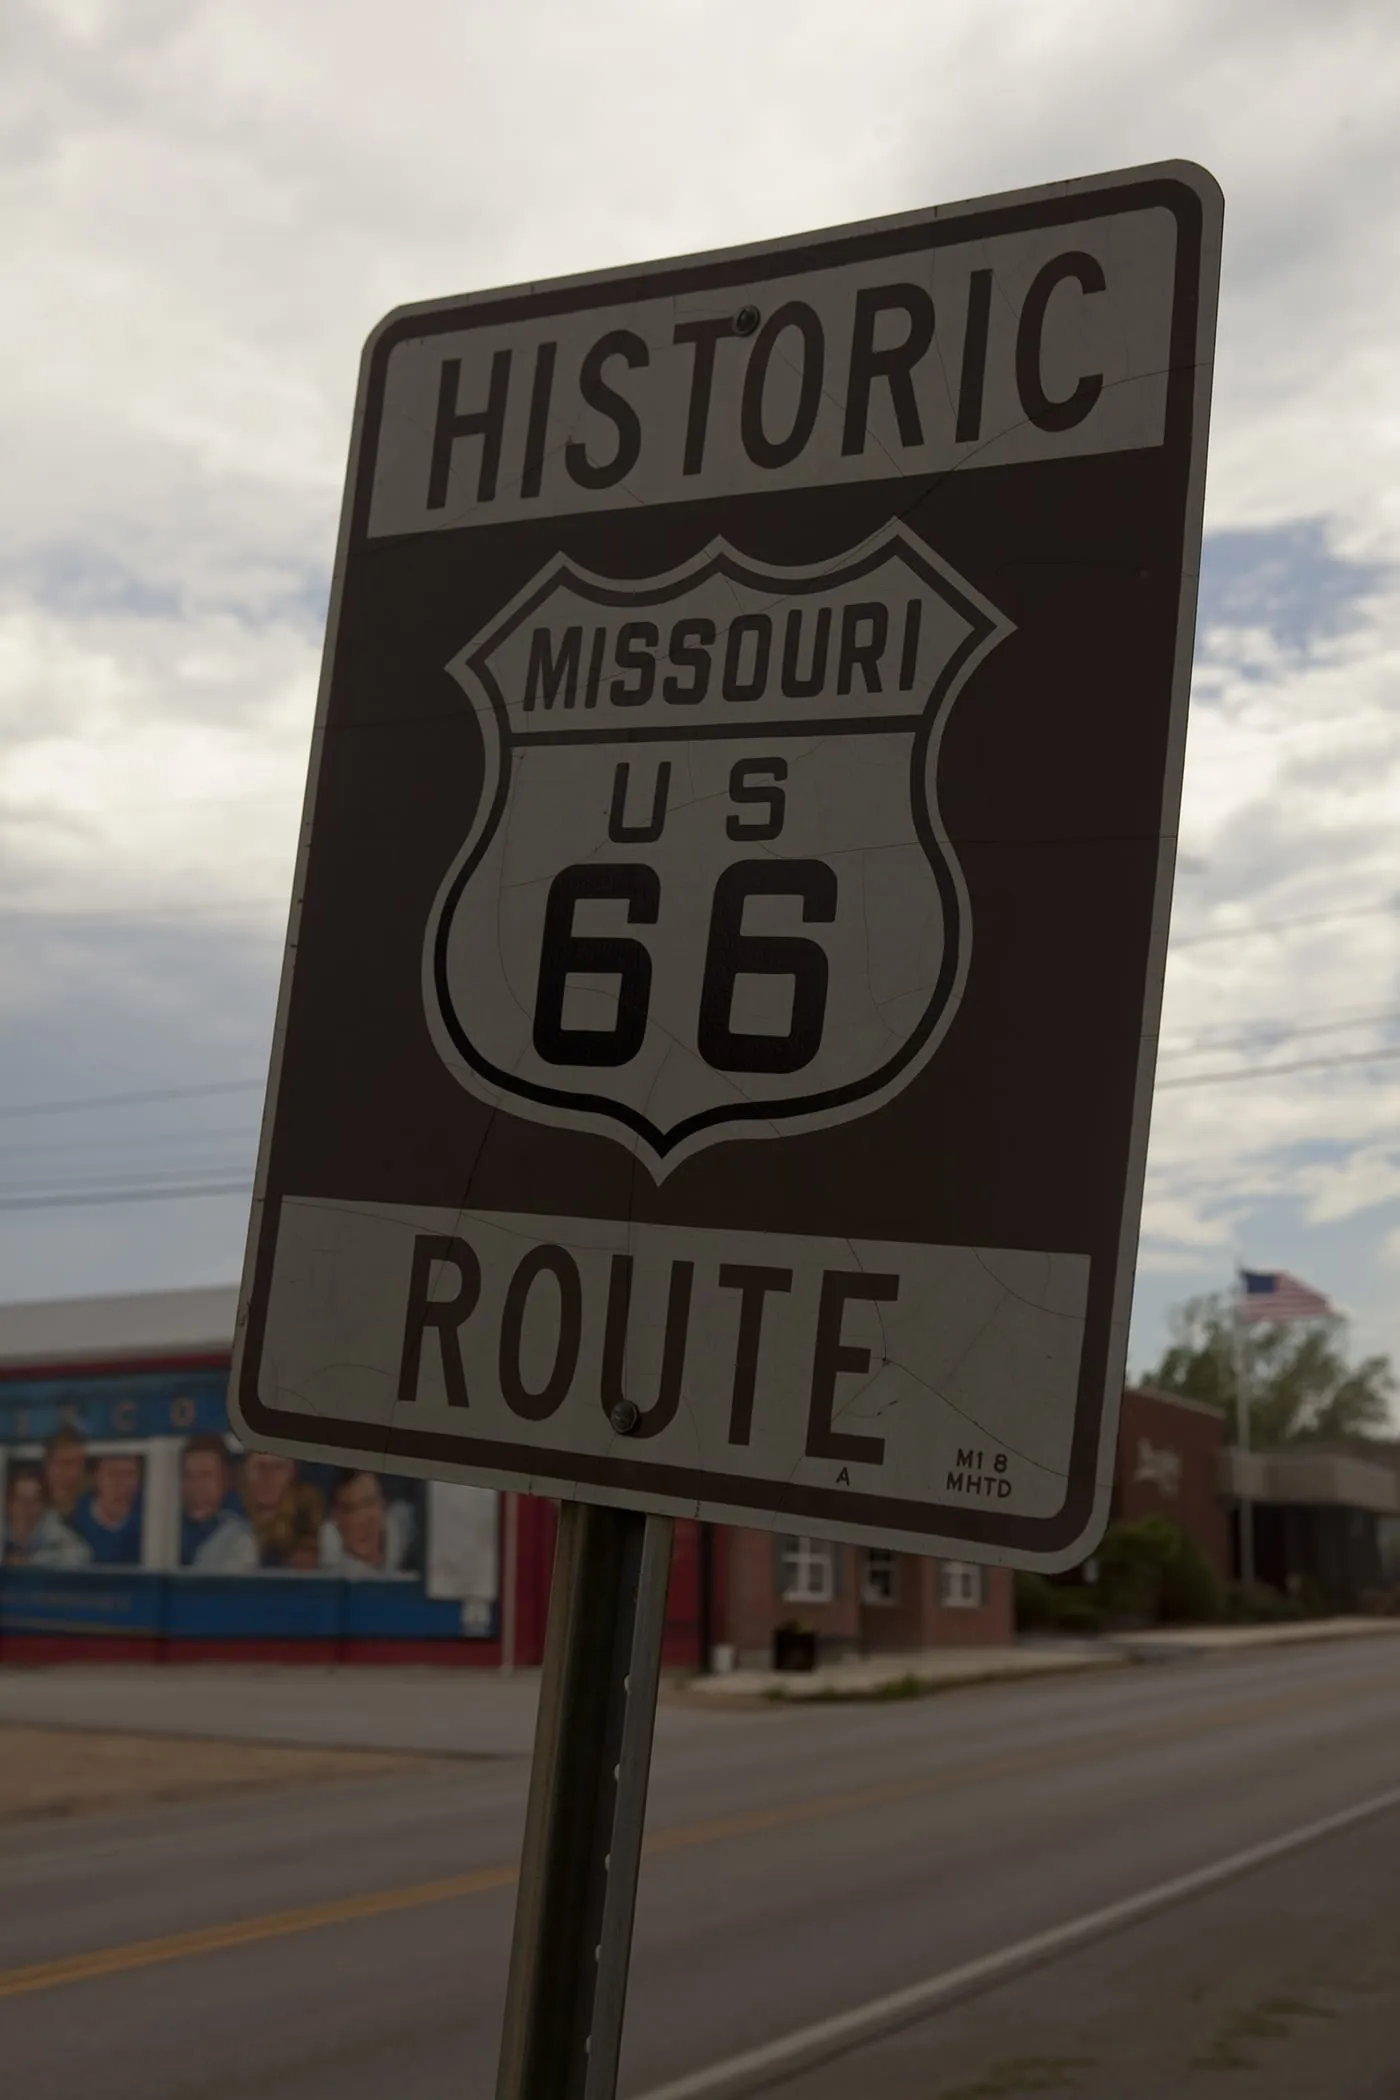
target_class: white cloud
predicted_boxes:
[0,596,309,927]
[1133,1245,1225,1279]
[1137,1190,1233,1255]
[1298,1150,1400,1228]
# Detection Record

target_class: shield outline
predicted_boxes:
[423,522,1012,1179]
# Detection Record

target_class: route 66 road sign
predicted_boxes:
[232,161,1221,1570]
[427,525,1008,1170]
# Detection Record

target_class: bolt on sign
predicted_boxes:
[232,162,1222,1569]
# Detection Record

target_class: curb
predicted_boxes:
[678,1616,1400,1705]
[679,1652,1125,1708]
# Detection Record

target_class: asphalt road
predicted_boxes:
[4,1640,1400,2100]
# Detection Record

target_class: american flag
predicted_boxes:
[1237,1270,1335,1324]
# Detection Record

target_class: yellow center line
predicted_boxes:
[0,1864,518,1999]
[2,1665,1396,2000]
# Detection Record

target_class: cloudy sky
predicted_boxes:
[1,0,1398,1386]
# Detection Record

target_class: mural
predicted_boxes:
[0,1369,496,1640]
[174,1441,423,1579]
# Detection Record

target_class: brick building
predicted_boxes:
[1112,1385,1231,1577]
[1111,1388,1400,1612]
[1219,1445,1398,1609]
[717,1527,1012,1669]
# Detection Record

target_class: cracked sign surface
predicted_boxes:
[231,163,1221,1568]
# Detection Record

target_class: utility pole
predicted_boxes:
[1232,1280,1255,1590]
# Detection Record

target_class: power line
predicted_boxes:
[1158,1006,1400,1061]
[0,1123,255,1164]
[1157,1044,1400,1089]
[3,956,1400,1187]
[1171,898,1400,949]
[0,1077,265,1122]
[3,1157,254,1197]
[0,1178,253,1213]
[2,1035,1396,1156]
[0,900,288,924]
[5,1048,1400,1207]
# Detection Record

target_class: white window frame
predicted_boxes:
[860,1546,900,1606]
[779,1535,835,1605]
[143,1438,182,1569]
[939,1559,985,1609]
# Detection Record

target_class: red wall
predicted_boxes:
[501,1497,705,1670]
[1115,1386,1229,1577]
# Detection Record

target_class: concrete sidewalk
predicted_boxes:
[0,1661,549,1758]
[2,1618,1396,1750]
[692,1615,1400,1700]
[1112,1615,1400,1660]
[689,1640,1116,1702]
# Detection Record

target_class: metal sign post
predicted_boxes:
[496,1504,673,2100]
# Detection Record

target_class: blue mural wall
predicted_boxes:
[0,1367,497,1642]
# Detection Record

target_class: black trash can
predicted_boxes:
[772,1624,818,1672]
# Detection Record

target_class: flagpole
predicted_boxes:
[1232,1271,1255,1592]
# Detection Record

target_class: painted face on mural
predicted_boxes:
[91,1455,141,1525]
[181,1448,230,1524]
[43,1434,87,1514]
[242,1451,296,1516]
[5,1473,44,1546]
[334,1472,387,1567]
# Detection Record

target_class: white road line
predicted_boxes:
[632,1782,1400,2100]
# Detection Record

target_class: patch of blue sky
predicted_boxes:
[0,542,330,631]
[1196,518,1391,662]
[5,545,183,620]
[1284,1132,1399,1166]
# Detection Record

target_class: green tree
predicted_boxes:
[1141,1291,1394,1447]
[1096,1514,1222,1624]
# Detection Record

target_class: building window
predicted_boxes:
[939,1560,985,1609]
[779,1536,835,1604]
[861,1547,899,1605]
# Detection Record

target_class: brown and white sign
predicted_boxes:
[231,162,1222,1569]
